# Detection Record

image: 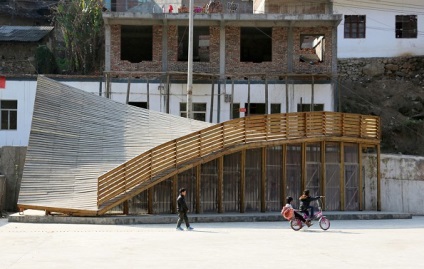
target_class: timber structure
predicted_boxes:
[17,76,381,216]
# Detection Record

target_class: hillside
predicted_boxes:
[340,78,424,156]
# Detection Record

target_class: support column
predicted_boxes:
[196,165,201,214]
[147,78,150,109]
[210,79,215,123]
[247,78,251,117]
[261,147,266,212]
[282,144,287,205]
[231,79,234,119]
[340,142,345,211]
[358,144,363,211]
[301,143,306,191]
[265,77,269,114]
[172,175,178,214]
[321,141,326,198]
[162,21,168,72]
[240,149,246,213]
[104,24,111,72]
[126,76,131,104]
[377,145,381,211]
[148,188,153,214]
[218,156,224,213]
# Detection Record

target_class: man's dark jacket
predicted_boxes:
[177,194,189,213]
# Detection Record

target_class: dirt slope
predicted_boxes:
[340,79,424,156]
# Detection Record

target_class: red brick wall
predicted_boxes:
[109,24,334,76]
[110,25,162,72]
[293,27,333,73]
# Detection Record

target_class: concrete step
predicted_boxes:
[7,210,413,225]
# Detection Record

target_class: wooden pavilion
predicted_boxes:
[17,76,381,216]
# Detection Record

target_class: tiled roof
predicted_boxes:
[0,26,54,42]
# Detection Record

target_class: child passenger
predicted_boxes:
[285,196,312,227]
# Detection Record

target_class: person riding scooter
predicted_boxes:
[299,189,321,220]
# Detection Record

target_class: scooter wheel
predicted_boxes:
[290,218,302,231]
[319,217,330,230]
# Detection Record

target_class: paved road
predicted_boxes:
[1,216,423,269]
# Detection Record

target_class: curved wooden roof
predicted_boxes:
[17,76,212,214]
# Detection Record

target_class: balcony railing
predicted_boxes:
[103,0,332,14]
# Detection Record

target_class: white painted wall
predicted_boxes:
[334,0,424,58]
[1,78,333,146]
[363,154,424,215]
[0,80,36,147]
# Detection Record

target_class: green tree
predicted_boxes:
[53,0,104,74]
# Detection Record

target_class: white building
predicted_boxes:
[334,0,424,58]
[0,78,333,146]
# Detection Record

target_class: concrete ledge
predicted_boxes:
[7,210,412,225]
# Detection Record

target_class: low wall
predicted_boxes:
[0,147,27,211]
[363,154,424,215]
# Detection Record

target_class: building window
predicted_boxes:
[240,27,272,63]
[299,34,325,64]
[180,103,207,121]
[232,103,240,119]
[396,15,417,38]
[271,104,281,114]
[1,100,17,130]
[128,102,147,109]
[344,15,366,38]
[121,26,153,63]
[297,104,324,112]
[178,26,210,62]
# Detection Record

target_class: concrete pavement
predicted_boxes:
[1,215,423,269]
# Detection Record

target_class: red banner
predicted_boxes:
[0,76,5,89]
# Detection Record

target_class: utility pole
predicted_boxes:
[186,0,194,119]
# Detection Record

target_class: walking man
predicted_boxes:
[176,188,194,231]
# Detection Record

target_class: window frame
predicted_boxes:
[180,102,207,122]
[1,100,18,130]
[344,15,366,39]
[396,15,417,39]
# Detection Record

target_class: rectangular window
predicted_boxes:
[240,27,272,63]
[121,26,153,62]
[299,34,325,63]
[180,102,207,121]
[178,26,210,62]
[396,15,417,38]
[1,100,17,130]
[297,104,324,112]
[344,15,366,38]
[232,103,240,119]
[271,104,281,114]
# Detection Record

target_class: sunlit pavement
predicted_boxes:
[1,216,423,269]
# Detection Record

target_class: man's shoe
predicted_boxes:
[176,227,184,231]
[306,220,313,227]
[186,226,194,231]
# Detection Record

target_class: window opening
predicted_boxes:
[1,100,17,130]
[299,34,325,64]
[121,26,153,62]
[240,27,272,63]
[180,102,207,121]
[396,15,417,38]
[297,104,324,112]
[178,26,210,62]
